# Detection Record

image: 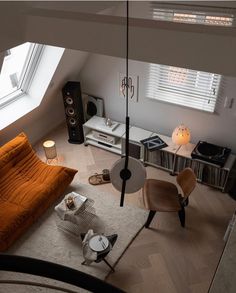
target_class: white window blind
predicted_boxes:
[150,2,235,27]
[147,64,221,113]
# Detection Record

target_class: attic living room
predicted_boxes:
[0,1,236,292]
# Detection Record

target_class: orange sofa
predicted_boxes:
[0,133,77,251]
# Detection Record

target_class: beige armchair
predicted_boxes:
[143,168,197,228]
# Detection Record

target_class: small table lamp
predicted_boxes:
[172,124,191,147]
[43,140,57,164]
[171,124,191,174]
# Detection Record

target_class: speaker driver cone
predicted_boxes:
[87,101,97,117]
[65,96,73,105]
[66,107,75,116]
[68,117,77,126]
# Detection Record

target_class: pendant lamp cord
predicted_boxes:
[126,0,129,118]
[120,0,130,207]
[125,0,130,162]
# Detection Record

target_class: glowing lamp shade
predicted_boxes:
[110,157,146,194]
[172,124,191,145]
[43,140,57,160]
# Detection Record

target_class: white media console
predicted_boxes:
[83,116,236,192]
[83,116,126,154]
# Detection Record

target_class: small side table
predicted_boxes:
[81,232,118,272]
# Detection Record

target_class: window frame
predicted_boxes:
[0,45,65,131]
[0,43,44,108]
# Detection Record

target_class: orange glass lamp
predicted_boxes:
[172,124,191,147]
[43,140,57,164]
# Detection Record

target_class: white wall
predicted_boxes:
[79,53,236,152]
[0,49,89,146]
[0,1,236,149]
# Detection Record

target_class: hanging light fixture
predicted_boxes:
[110,0,146,207]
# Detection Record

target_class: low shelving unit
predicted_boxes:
[83,116,126,155]
[144,135,236,192]
[83,116,236,192]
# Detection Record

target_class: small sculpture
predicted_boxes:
[65,196,75,210]
[104,118,112,127]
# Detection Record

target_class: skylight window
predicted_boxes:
[0,44,65,130]
[0,42,43,107]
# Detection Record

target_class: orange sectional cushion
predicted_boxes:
[0,132,78,251]
[0,132,27,160]
[0,201,32,244]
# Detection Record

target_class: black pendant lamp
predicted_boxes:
[110,0,146,207]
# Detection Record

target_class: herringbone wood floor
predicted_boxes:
[35,124,236,293]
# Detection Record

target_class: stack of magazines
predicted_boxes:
[140,135,168,151]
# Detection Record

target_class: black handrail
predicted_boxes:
[0,254,125,293]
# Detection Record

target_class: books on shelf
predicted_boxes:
[146,147,231,190]
[147,149,174,170]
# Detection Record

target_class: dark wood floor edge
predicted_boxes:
[207,238,228,293]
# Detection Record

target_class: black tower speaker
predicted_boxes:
[62,81,85,144]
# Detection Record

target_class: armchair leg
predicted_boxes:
[145,210,156,228]
[183,197,189,207]
[178,207,185,228]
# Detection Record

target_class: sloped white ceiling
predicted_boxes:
[1,1,236,76]
[27,1,122,14]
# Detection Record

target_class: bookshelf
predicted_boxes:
[121,126,153,160]
[144,134,236,192]
[83,116,235,192]
[144,133,177,173]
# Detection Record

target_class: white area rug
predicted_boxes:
[0,183,148,292]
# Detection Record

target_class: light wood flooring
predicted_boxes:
[34,124,236,293]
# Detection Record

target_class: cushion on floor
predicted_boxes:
[0,132,77,251]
